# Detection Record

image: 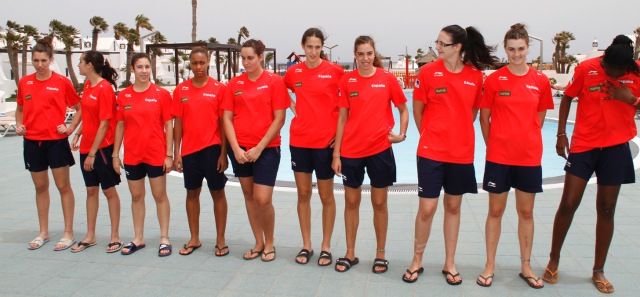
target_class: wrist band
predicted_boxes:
[557,133,566,137]
[87,155,95,158]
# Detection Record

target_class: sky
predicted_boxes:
[3,0,639,64]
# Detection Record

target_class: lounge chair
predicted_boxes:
[0,110,16,137]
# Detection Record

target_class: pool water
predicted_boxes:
[226,90,573,184]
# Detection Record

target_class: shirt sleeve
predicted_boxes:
[283,68,294,90]
[271,77,291,110]
[161,89,173,122]
[337,76,349,109]
[473,71,483,108]
[538,74,554,111]
[412,69,428,104]
[564,63,585,98]
[98,86,115,121]
[216,84,227,117]
[171,87,183,118]
[16,80,24,106]
[478,74,496,109]
[388,72,407,107]
[64,78,81,107]
[115,94,125,121]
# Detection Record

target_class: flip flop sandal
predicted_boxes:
[243,248,263,260]
[71,241,97,253]
[476,273,494,287]
[27,237,49,250]
[261,248,277,262]
[542,268,558,284]
[295,248,314,265]
[335,257,359,273]
[106,241,124,253]
[317,251,333,266]
[179,243,202,256]
[402,267,424,283]
[53,238,75,251]
[442,270,463,285]
[120,242,146,255]
[372,258,389,274]
[519,273,544,289]
[214,245,229,257]
[592,277,615,294]
[158,243,173,257]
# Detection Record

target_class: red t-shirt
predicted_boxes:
[564,57,639,153]
[79,80,116,153]
[479,66,554,166]
[337,68,407,158]
[284,60,344,148]
[221,71,290,148]
[116,84,172,166]
[17,72,80,140]
[413,60,483,163]
[173,78,226,156]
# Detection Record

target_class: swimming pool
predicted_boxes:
[225,90,573,184]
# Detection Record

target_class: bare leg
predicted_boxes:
[371,186,389,272]
[30,171,51,248]
[403,197,438,281]
[443,194,463,283]
[294,172,313,263]
[149,175,171,254]
[336,186,361,272]
[515,190,542,287]
[317,177,336,265]
[210,188,228,254]
[121,178,146,254]
[478,192,508,286]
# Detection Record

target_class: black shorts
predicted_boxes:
[565,142,635,186]
[228,146,280,187]
[482,161,542,194]
[23,138,75,172]
[290,145,335,180]
[417,157,478,198]
[340,148,396,189]
[80,145,121,189]
[182,144,228,191]
[124,163,164,180]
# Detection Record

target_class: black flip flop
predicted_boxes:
[295,248,314,265]
[402,267,424,283]
[335,257,359,272]
[121,242,146,255]
[215,245,229,257]
[179,243,201,256]
[106,241,123,253]
[442,270,463,285]
[519,273,544,289]
[317,251,333,266]
[372,258,389,274]
[158,243,172,257]
[261,248,276,262]
[70,241,97,253]
[243,248,263,260]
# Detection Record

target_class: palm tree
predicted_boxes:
[149,31,167,82]
[264,52,274,69]
[1,21,22,85]
[113,22,127,40]
[89,16,108,51]
[50,20,81,88]
[135,14,153,52]
[237,26,249,45]
[191,0,197,42]
[19,25,39,78]
[634,27,640,60]
[123,28,140,86]
[552,31,575,73]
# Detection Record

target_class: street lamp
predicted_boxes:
[529,35,543,70]
[323,44,338,62]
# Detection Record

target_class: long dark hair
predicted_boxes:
[82,50,118,89]
[354,35,382,68]
[33,35,54,58]
[602,35,639,74]
[301,28,328,60]
[441,25,499,70]
[241,39,266,56]
[130,52,151,67]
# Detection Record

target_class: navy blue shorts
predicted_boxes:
[340,148,396,189]
[80,145,121,189]
[228,146,280,187]
[23,138,75,172]
[417,157,478,198]
[565,142,635,186]
[290,145,335,180]
[482,161,542,193]
[124,163,164,180]
[182,144,228,191]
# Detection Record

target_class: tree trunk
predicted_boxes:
[191,0,197,42]
[21,42,28,79]
[7,46,20,86]
[634,35,640,60]
[65,51,79,89]
[151,54,157,83]
[125,47,133,86]
[92,29,99,51]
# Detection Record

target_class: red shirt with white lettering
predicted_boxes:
[479,66,554,166]
[337,68,407,158]
[116,83,172,166]
[413,60,483,163]
[79,80,116,153]
[173,77,226,156]
[17,72,80,140]
[564,57,639,153]
[221,71,290,148]
[284,60,344,148]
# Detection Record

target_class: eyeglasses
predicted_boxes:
[434,40,455,47]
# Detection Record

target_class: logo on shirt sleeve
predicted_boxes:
[498,90,511,96]
[435,87,447,94]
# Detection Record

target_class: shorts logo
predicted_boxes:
[180,97,188,103]
[125,170,130,176]
[341,175,348,181]
[588,85,601,92]
[498,90,511,96]
[291,161,297,167]
[487,181,496,188]
[565,161,571,168]
[295,82,302,87]
[435,87,447,94]
[418,186,423,193]
[123,104,132,110]
[25,94,32,100]
[349,91,359,97]
[234,91,243,96]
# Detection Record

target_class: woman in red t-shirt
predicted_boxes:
[402,25,498,284]
[113,53,174,257]
[543,36,640,294]
[332,36,409,273]
[16,37,81,251]
[477,24,553,289]
[69,51,123,253]
[284,28,344,266]
[222,39,290,262]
